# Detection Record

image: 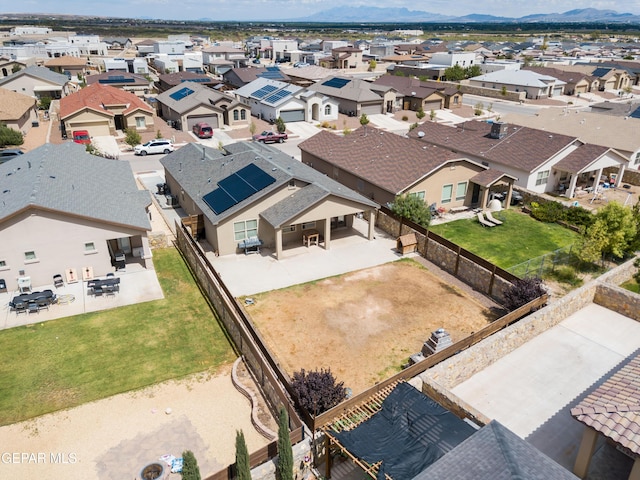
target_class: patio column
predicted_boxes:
[480,188,490,209]
[275,229,283,260]
[324,218,331,250]
[504,185,513,209]
[573,426,599,478]
[368,210,376,240]
[568,175,578,199]
[592,168,604,191]
[616,164,626,187]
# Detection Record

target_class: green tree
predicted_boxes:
[465,65,482,78]
[501,85,508,96]
[0,124,24,147]
[429,109,436,121]
[577,201,637,262]
[444,64,465,81]
[11,64,21,73]
[416,107,426,121]
[38,96,52,111]
[276,408,293,480]
[390,193,431,228]
[275,117,286,134]
[181,450,202,480]
[577,218,609,264]
[235,430,251,480]
[359,113,370,136]
[124,128,142,148]
[368,59,377,72]
[474,102,484,116]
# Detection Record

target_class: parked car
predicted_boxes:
[72,130,91,145]
[489,190,523,205]
[0,148,24,164]
[192,122,213,139]
[134,139,175,156]
[252,131,288,143]
[293,62,309,68]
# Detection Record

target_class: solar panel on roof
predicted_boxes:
[202,163,276,215]
[591,67,612,78]
[630,106,640,119]
[322,78,351,89]
[99,76,135,84]
[251,84,278,99]
[169,86,195,101]
[266,66,280,72]
[260,70,285,80]
[264,90,291,103]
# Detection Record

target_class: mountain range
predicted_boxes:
[295,7,640,24]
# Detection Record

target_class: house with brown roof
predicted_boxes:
[372,74,463,111]
[308,76,390,116]
[222,67,290,89]
[0,88,38,134]
[408,121,628,199]
[59,83,154,138]
[524,66,593,95]
[319,46,366,70]
[299,126,516,210]
[85,72,153,98]
[155,71,220,93]
[44,56,88,82]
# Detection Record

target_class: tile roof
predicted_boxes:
[0,142,151,230]
[413,421,579,480]
[299,126,470,195]
[408,121,578,173]
[571,352,640,455]
[0,88,36,121]
[468,168,517,188]
[44,56,88,67]
[59,83,153,119]
[160,142,378,227]
[0,65,69,87]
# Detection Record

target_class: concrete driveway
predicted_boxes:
[368,113,410,135]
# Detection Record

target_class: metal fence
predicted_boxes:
[506,244,578,278]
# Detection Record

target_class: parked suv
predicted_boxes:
[134,139,174,156]
[192,122,213,139]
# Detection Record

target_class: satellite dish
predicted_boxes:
[418,131,425,138]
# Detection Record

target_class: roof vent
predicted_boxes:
[489,121,508,139]
[418,131,425,138]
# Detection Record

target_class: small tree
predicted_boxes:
[390,193,431,228]
[39,96,52,111]
[502,277,547,311]
[276,408,293,480]
[0,124,24,147]
[249,121,257,137]
[291,368,346,415]
[415,107,426,121]
[474,102,484,116]
[429,109,436,121]
[11,64,21,73]
[181,450,202,480]
[359,113,369,136]
[464,65,482,78]
[444,64,465,81]
[156,129,163,139]
[501,85,508,96]
[275,116,286,134]
[235,430,251,480]
[368,59,377,72]
[124,128,142,148]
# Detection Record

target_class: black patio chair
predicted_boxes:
[93,287,104,297]
[27,302,39,314]
[12,301,27,314]
[36,297,50,311]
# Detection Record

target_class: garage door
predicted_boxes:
[186,115,219,130]
[360,104,382,116]
[279,110,305,123]
[423,100,441,111]
[69,122,110,137]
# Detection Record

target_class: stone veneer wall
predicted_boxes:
[420,256,639,396]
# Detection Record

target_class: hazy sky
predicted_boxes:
[4,0,640,21]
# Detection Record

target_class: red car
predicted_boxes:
[253,130,287,143]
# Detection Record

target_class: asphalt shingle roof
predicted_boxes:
[0,142,151,230]
[553,143,611,174]
[310,76,383,103]
[0,65,69,87]
[156,81,242,115]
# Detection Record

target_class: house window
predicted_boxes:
[24,251,37,262]
[233,110,239,121]
[535,170,550,186]
[634,152,640,166]
[453,97,459,105]
[84,242,96,253]
[288,179,295,189]
[282,225,296,233]
[456,182,467,201]
[301,221,316,230]
[441,184,453,204]
[409,191,425,201]
[234,219,258,241]
[324,105,331,115]
[0,259,7,269]
[241,109,246,120]
[135,116,145,128]
[357,179,364,191]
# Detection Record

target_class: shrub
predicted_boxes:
[123,128,141,148]
[402,115,408,121]
[502,277,547,311]
[530,201,565,223]
[547,266,583,287]
[291,368,346,415]
[0,124,24,147]
[563,206,595,229]
[408,122,418,131]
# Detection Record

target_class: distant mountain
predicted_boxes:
[294,7,640,24]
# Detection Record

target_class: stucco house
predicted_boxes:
[201,45,248,75]
[222,66,291,89]
[44,56,89,82]
[85,72,154,98]
[0,88,39,134]
[468,70,566,99]
[59,83,155,138]
[160,142,379,259]
[408,121,628,199]
[156,81,250,131]
[299,126,516,211]
[0,65,71,100]
[0,143,153,292]
[372,74,463,111]
[308,76,390,116]
[319,46,366,70]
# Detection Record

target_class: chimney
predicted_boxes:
[421,328,453,356]
[490,121,508,139]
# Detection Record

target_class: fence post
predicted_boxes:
[539,255,545,277]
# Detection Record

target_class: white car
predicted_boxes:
[134,139,174,156]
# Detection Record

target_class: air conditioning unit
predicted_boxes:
[165,195,178,206]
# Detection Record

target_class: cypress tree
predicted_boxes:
[236,429,251,480]
[276,407,293,480]
[181,450,202,480]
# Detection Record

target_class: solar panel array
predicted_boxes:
[630,106,640,120]
[259,68,286,80]
[251,84,278,99]
[99,76,135,84]
[203,163,276,215]
[264,89,291,104]
[322,78,351,89]
[169,86,195,101]
[591,67,612,78]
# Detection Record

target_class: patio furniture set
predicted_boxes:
[9,289,57,314]
[477,211,504,228]
[87,275,120,297]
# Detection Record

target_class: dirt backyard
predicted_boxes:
[244,260,498,395]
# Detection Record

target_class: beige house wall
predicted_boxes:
[63,109,114,136]
[124,110,154,131]
[0,209,149,291]
[3,106,38,133]
[1,75,67,98]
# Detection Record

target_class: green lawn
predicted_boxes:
[621,279,640,294]
[429,210,579,269]
[0,247,235,426]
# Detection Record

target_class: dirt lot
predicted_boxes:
[244,260,497,395]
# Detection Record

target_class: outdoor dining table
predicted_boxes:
[87,277,120,295]
[10,289,56,306]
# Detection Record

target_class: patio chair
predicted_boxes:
[53,274,64,288]
[93,287,104,297]
[485,211,503,225]
[36,296,50,311]
[12,301,27,315]
[27,302,39,314]
[477,212,496,228]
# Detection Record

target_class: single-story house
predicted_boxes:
[0,88,39,134]
[308,76,390,116]
[0,65,71,100]
[59,83,155,138]
[85,72,153,97]
[524,66,593,95]
[160,141,379,259]
[234,77,339,123]
[156,81,250,131]
[299,126,516,210]
[222,66,290,89]
[468,70,566,99]
[155,71,221,93]
[408,121,628,199]
[44,56,88,82]
[0,143,153,292]
[372,74,463,111]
